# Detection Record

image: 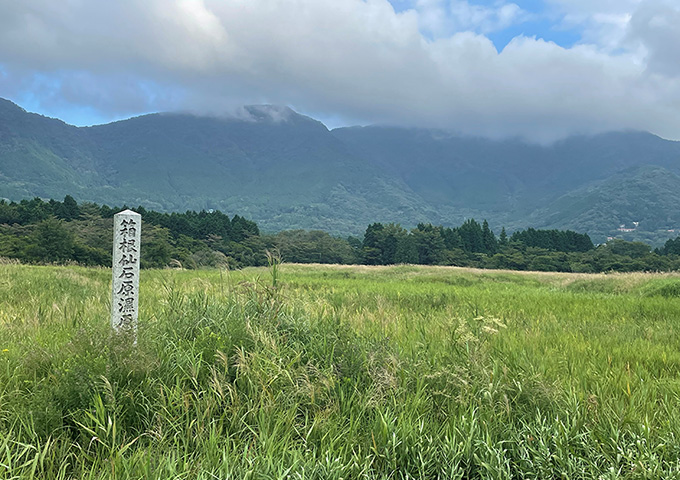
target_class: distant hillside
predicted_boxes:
[524,166,680,245]
[333,127,680,241]
[1,98,680,243]
[0,100,437,235]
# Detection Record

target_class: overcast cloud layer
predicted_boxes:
[1,0,679,142]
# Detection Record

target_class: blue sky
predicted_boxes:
[1,0,679,142]
[388,0,583,50]
[485,16,582,51]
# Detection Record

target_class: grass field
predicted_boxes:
[2,262,680,479]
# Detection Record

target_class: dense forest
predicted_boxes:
[2,196,680,272]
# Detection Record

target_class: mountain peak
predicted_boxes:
[151,104,328,131]
[238,104,328,131]
[242,104,295,123]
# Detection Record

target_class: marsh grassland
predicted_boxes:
[2,263,680,479]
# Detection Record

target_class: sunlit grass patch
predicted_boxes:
[2,263,680,478]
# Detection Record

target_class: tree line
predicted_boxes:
[358,220,680,272]
[2,196,680,273]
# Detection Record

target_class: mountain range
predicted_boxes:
[1,97,680,244]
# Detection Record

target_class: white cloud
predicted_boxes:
[416,0,529,37]
[626,0,680,77]
[0,0,679,142]
[545,0,641,50]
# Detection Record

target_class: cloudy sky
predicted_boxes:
[1,0,679,142]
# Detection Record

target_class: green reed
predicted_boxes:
[1,263,680,478]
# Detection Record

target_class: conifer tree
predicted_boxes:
[499,227,508,246]
[481,220,497,254]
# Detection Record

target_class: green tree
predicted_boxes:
[457,219,484,253]
[499,227,508,247]
[362,223,385,265]
[481,220,497,254]
[412,224,446,265]
[23,219,76,263]
[142,227,173,268]
[605,239,651,258]
[56,195,81,221]
[657,235,680,256]
[381,224,409,264]
[395,235,418,264]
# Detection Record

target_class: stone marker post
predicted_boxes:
[111,209,141,339]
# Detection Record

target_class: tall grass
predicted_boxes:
[1,263,680,478]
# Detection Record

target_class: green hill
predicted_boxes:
[524,165,680,244]
[333,127,680,240]
[2,98,680,242]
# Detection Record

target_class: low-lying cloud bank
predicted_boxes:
[1,0,679,142]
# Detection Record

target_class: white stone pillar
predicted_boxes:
[111,209,141,338]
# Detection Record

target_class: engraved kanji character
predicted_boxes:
[116,281,134,296]
[118,254,138,266]
[118,238,137,253]
[118,266,135,279]
[119,219,137,237]
[118,297,135,313]
[117,314,134,328]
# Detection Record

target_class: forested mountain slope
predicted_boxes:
[2,97,680,242]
